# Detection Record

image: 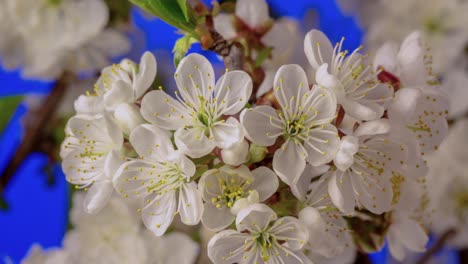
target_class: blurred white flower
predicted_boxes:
[214,0,272,41]
[198,165,278,231]
[363,0,468,74]
[143,231,199,264]
[208,203,311,264]
[304,30,393,121]
[1,0,130,79]
[60,115,123,214]
[113,124,203,236]
[241,64,339,185]
[141,53,252,158]
[64,193,147,264]
[328,119,412,214]
[21,245,69,264]
[427,118,468,248]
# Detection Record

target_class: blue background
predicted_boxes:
[0,0,459,263]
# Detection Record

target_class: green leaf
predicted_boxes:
[0,96,22,133]
[0,196,9,211]
[173,34,198,67]
[254,47,273,68]
[176,0,189,22]
[130,0,197,35]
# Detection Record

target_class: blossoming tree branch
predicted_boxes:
[4,0,460,263]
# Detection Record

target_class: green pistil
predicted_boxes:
[456,191,468,209]
[46,0,62,7]
[256,233,273,261]
[425,19,443,33]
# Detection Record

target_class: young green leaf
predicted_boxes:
[0,96,22,133]
[173,34,198,67]
[130,0,197,35]
[254,47,273,67]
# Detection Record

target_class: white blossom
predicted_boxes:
[214,0,272,41]
[241,64,339,185]
[143,231,199,264]
[375,32,450,156]
[427,118,468,248]
[113,124,203,236]
[60,115,123,214]
[328,119,416,214]
[75,52,157,134]
[1,0,129,79]
[198,165,278,231]
[304,29,393,121]
[141,53,252,158]
[63,193,147,264]
[208,203,311,264]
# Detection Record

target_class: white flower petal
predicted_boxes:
[83,180,114,214]
[392,217,428,253]
[304,124,340,166]
[104,149,123,181]
[113,103,145,135]
[273,140,307,185]
[305,85,338,124]
[142,191,177,236]
[373,42,398,72]
[213,14,237,40]
[134,51,157,99]
[103,80,133,110]
[221,140,249,166]
[207,230,251,264]
[175,53,215,105]
[268,216,309,250]
[387,229,406,261]
[240,106,282,146]
[212,117,244,149]
[350,171,393,214]
[202,203,235,231]
[273,64,309,114]
[291,164,330,201]
[140,90,190,130]
[354,119,391,137]
[328,171,355,214]
[388,88,422,121]
[341,98,384,121]
[235,0,271,29]
[74,95,104,115]
[304,29,334,70]
[178,183,203,225]
[175,127,216,158]
[129,124,174,160]
[236,203,277,232]
[214,70,252,115]
[249,166,279,201]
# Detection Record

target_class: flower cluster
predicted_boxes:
[60,12,449,264]
[0,0,129,79]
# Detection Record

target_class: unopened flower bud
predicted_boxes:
[113,103,145,135]
[221,140,249,166]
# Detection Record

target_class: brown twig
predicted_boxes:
[416,229,456,264]
[0,73,71,195]
[354,251,372,264]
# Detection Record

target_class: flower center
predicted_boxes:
[255,232,274,261]
[211,176,251,208]
[146,162,186,194]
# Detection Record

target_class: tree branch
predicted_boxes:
[416,229,456,264]
[0,73,71,195]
